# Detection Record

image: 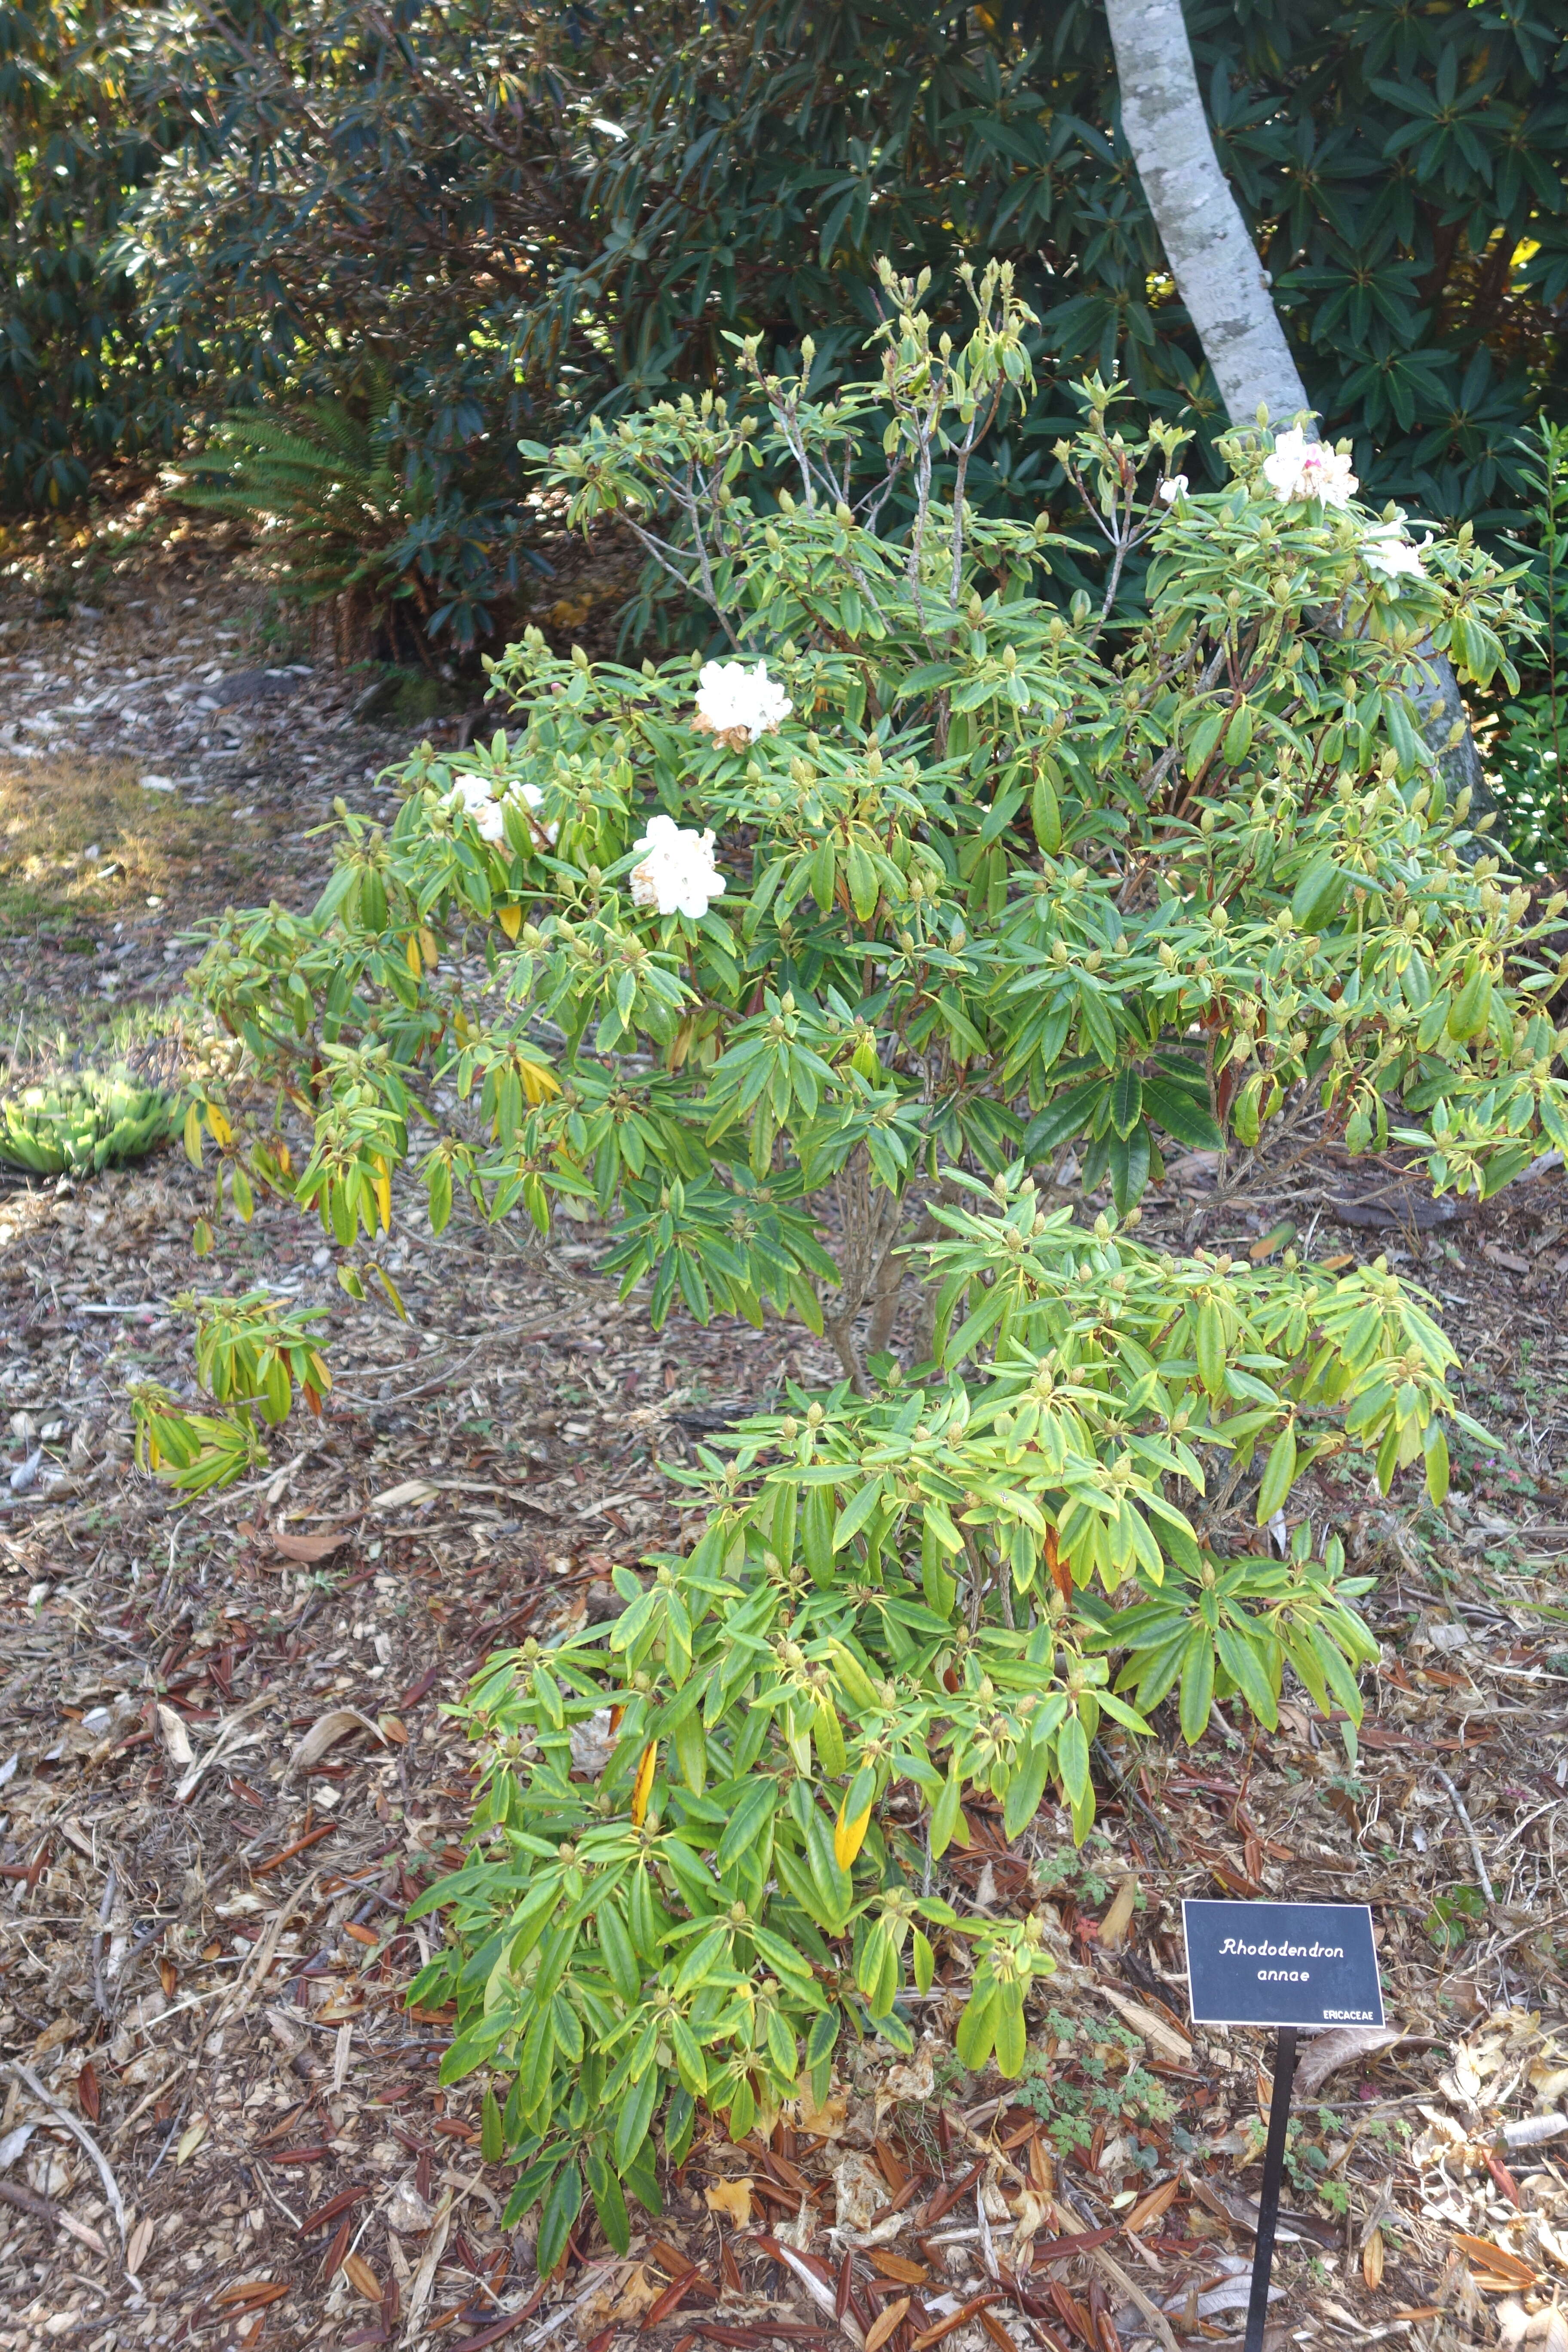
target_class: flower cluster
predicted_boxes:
[692,658,793,747]
[448,772,557,846]
[629,813,726,918]
[1262,426,1358,508]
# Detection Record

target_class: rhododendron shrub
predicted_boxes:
[171,263,1557,2246]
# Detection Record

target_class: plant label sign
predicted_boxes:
[1182,1899,1384,2030]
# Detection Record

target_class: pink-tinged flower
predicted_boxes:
[1261,427,1358,508]
[629,813,726,919]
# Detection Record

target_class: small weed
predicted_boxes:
[1426,1885,1487,1951]
[1017,2008,1176,2157]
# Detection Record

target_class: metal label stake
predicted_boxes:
[1243,2025,1297,2352]
[1180,1899,1385,2352]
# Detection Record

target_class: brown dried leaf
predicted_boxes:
[282,1706,387,1780]
[343,2253,383,2304]
[870,2255,929,2286]
[214,2280,290,2309]
[1453,2235,1538,2289]
[270,1526,349,1563]
[75,2061,100,2122]
[1363,2229,1385,2291]
[1098,1875,1138,1951]
[1124,2177,1181,2237]
[866,2297,911,2352]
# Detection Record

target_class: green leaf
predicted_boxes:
[537,2163,582,2275]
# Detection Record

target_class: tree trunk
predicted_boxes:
[1104,0,1486,813]
[1105,0,1306,430]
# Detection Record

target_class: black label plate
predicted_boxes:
[1182,1899,1384,2029]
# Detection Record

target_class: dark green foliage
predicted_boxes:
[0,0,177,502]
[6,0,1568,644]
[537,0,1568,528]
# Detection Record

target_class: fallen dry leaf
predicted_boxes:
[1293,2024,1403,2096]
[342,2253,383,2304]
[214,2281,290,2310]
[1453,2234,1538,2289]
[834,2150,890,2233]
[866,2297,911,2352]
[703,2177,754,2227]
[1095,1984,1192,2063]
[1098,1874,1139,1951]
[377,1712,408,1745]
[869,2254,929,2285]
[125,2216,155,2277]
[270,1525,350,1563]
[1125,2177,1182,2236]
[797,2086,850,2137]
[156,1702,195,1765]
[370,1478,439,1511]
[176,2117,209,2165]
[75,2060,99,2122]
[282,1706,388,1781]
[1363,2227,1385,2291]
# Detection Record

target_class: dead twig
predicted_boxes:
[1430,1765,1498,1912]
[3,2058,127,2250]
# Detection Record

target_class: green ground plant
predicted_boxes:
[0,1067,175,1174]
[150,263,1556,2254]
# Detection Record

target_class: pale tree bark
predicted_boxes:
[1103,0,1485,808]
[1105,0,1306,431]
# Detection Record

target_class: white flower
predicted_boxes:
[1261,426,1358,508]
[516,780,559,845]
[1159,475,1188,503]
[449,771,494,817]
[629,812,726,919]
[692,658,792,745]
[448,770,557,846]
[1361,521,1427,585]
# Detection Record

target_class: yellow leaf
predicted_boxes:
[704,2177,754,2227]
[175,2116,208,2165]
[518,1055,560,1105]
[205,1102,232,1147]
[497,903,523,941]
[419,925,439,970]
[183,1100,204,1168]
[630,1742,658,1828]
[372,1155,392,1232]
[406,931,423,976]
[834,1795,873,1870]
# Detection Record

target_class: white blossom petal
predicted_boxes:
[692,658,793,743]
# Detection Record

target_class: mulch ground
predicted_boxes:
[2,523,1567,2352]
